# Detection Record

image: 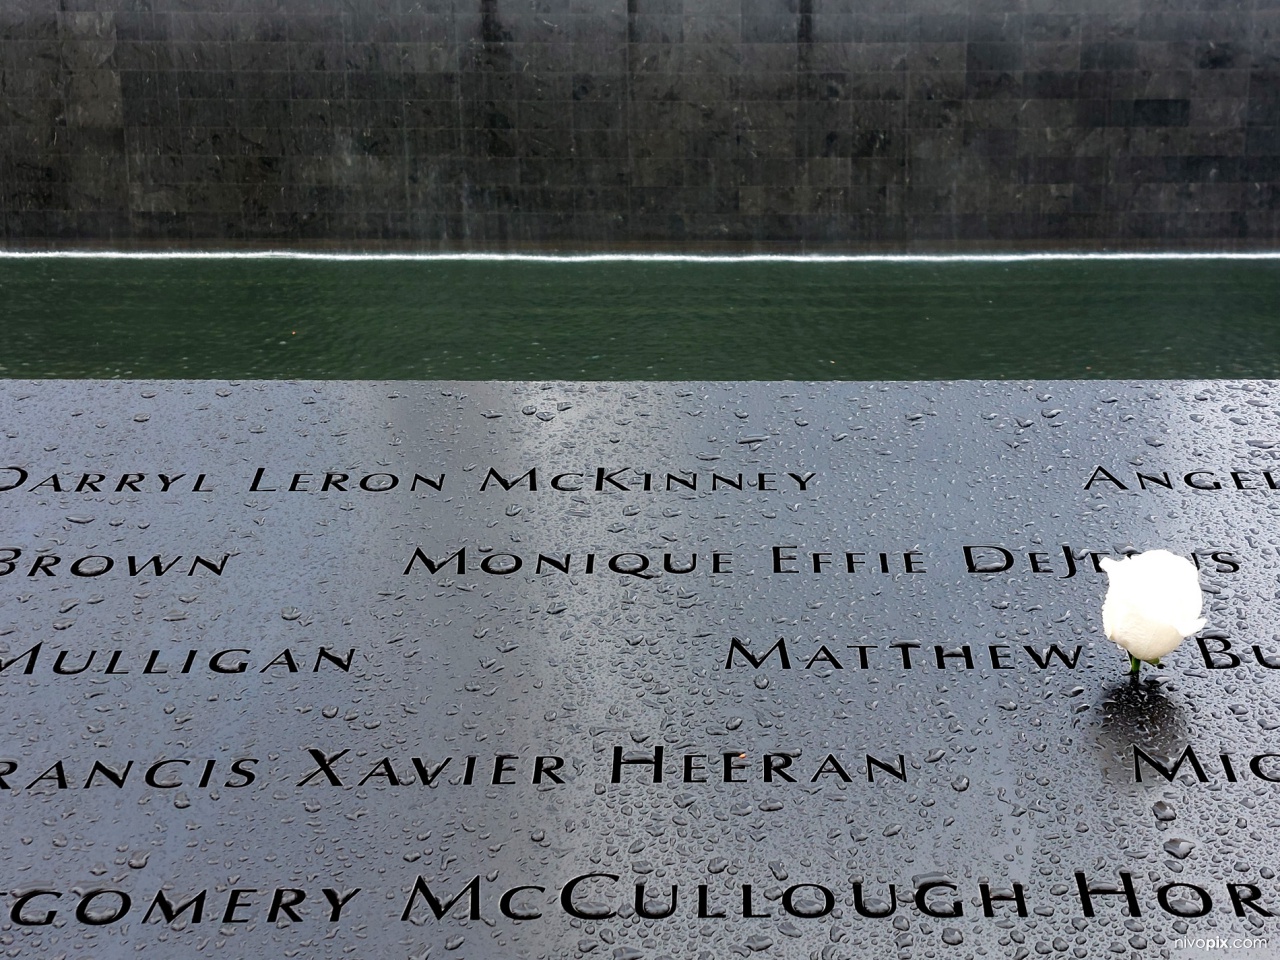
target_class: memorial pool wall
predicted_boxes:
[1,0,1278,250]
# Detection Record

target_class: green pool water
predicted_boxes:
[2,258,1277,380]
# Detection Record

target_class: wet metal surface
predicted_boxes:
[0,379,1277,959]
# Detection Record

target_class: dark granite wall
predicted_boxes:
[1,0,1277,249]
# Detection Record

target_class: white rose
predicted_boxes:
[1100,549,1206,673]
